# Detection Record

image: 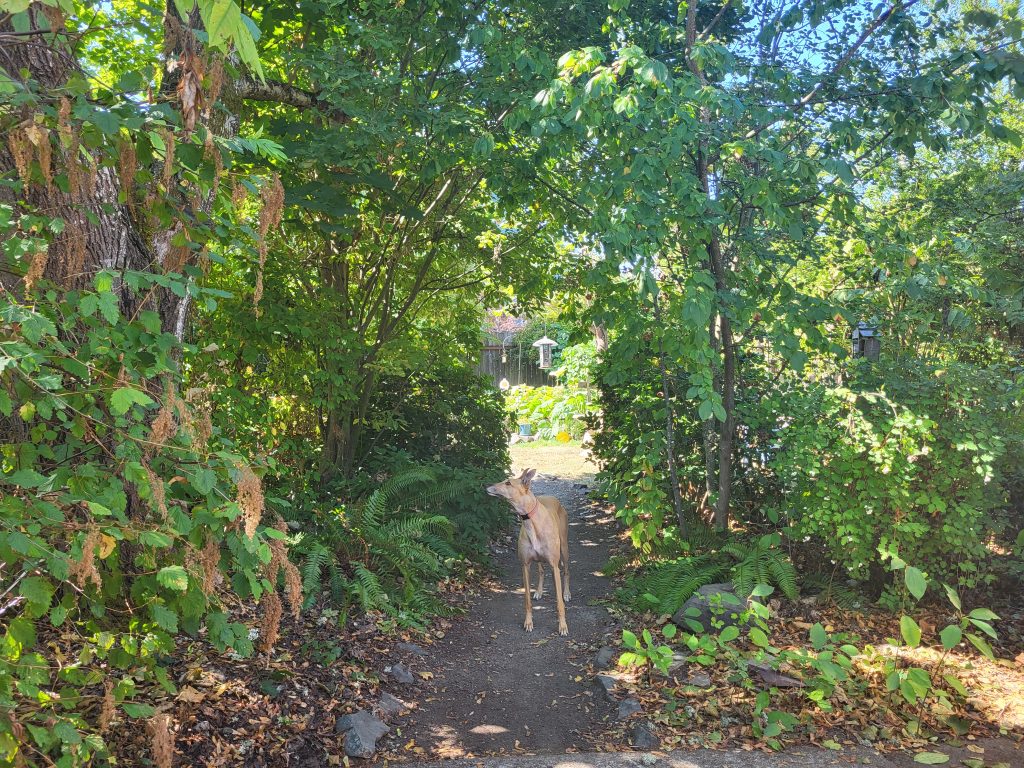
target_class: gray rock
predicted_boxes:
[595,646,617,668]
[617,698,643,719]
[683,671,712,688]
[639,755,658,767]
[747,661,804,688]
[397,642,426,657]
[594,673,617,701]
[335,710,389,758]
[387,663,416,684]
[672,583,748,634]
[629,721,661,750]
[377,692,412,716]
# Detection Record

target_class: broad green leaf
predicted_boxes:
[939,625,962,650]
[900,615,922,648]
[912,752,949,764]
[904,566,927,601]
[809,623,827,650]
[110,387,154,416]
[157,565,188,592]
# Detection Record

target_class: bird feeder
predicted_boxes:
[851,321,880,361]
[532,335,557,369]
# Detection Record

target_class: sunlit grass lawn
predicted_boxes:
[509,439,597,482]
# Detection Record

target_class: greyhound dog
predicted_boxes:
[486,469,570,635]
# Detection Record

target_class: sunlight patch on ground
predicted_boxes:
[469,724,510,735]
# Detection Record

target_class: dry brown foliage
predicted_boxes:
[184,387,214,449]
[99,679,115,733]
[253,174,285,312]
[200,535,221,596]
[145,464,169,520]
[265,519,302,619]
[69,528,103,590]
[206,57,225,113]
[24,247,48,291]
[235,463,264,538]
[177,51,204,134]
[40,2,65,31]
[148,713,174,768]
[260,591,283,654]
[148,384,179,451]
[118,137,137,203]
[232,179,248,208]
[8,128,32,186]
[25,122,52,188]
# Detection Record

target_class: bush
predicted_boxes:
[771,360,1020,591]
[1,280,295,764]
[506,385,593,439]
[368,366,510,471]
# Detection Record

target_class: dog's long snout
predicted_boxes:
[485,485,501,497]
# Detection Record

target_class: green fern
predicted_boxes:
[723,535,798,600]
[293,464,486,627]
[620,553,730,614]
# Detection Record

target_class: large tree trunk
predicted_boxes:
[0,8,163,320]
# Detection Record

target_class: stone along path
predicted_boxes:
[386,474,622,759]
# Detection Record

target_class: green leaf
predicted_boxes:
[150,603,179,633]
[110,387,154,416]
[913,752,949,764]
[202,0,242,50]
[939,625,962,650]
[942,584,961,611]
[967,607,999,621]
[900,615,922,648]
[19,576,54,618]
[904,566,927,601]
[749,627,770,648]
[121,702,156,718]
[622,629,639,649]
[718,625,739,643]
[662,623,677,639]
[157,565,188,592]
[809,622,827,650]
[966,632,995,660]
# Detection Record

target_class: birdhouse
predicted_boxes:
[851,322,880,361]
[532,335,557,369]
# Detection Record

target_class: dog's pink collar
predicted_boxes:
[518,498,540,520]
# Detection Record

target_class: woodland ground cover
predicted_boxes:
[1,0,1023,766]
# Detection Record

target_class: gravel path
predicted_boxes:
[391,474,621,759]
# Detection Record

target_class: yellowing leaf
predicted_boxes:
[98,534,116,559]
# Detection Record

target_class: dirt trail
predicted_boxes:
[390,472,622,759]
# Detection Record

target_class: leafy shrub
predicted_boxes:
[368,366,510,471]
[506,385,593,439]
[1,279,294,764]
[771,361,1020,589]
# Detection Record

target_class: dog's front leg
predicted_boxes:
[550,560,568,636]
[522,562,534,632]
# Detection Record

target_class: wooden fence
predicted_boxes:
[476,346,551,388]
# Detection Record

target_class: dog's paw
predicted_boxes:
[524,617,534,632]
[558,621,568,636]
[532,589,543,600]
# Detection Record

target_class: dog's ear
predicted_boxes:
[520,468,537,488]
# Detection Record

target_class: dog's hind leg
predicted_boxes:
[522,563,533,632]
[561,537,571,602]
[533,562,545,600]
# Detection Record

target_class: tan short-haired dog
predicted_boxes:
[486,469,571,635]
